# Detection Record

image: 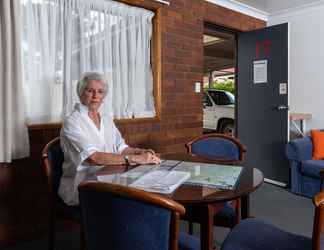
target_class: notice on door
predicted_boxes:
[253,60,268,84]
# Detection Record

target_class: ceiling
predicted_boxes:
[204,31,235,73]
[233,0,323,14]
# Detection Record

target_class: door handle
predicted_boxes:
[276,105,289,111]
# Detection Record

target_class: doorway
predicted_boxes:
[203,23,289,185]
[203,23,237,137]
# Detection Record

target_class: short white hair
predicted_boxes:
[76,72,108,98]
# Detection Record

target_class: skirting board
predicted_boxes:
[264,178,287,187]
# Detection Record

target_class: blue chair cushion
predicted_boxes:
[179,232,200,250]
[300,160,324,178]
[286,136,313,161]
[191,138,239,160]
[221,218,312,250]
[81,190,172,250]
[47,143,64,195]
[213,202,236,227]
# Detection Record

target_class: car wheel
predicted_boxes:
[220,121,234,137]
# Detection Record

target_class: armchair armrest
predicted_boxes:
[286,136,313,161]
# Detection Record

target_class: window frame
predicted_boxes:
[27,0,162,129]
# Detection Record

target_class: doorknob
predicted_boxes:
[276,105,289,111]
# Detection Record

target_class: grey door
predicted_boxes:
[237,23,289,184]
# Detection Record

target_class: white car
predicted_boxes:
[203,89,235,135]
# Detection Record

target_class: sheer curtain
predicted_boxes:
[22,0,155,122]
[0,0,29,162]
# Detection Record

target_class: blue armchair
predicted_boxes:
[220,190,324,250]
[286,136,324,197]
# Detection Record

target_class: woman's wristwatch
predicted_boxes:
[124,155,130,169]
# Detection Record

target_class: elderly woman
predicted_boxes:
[59,72,161,206]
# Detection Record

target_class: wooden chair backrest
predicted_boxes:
[186,133,247,164]
[42,137,63,199]
[312,191,324,250]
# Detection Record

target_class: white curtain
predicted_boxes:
[22,0,155,122]
[0,0,30,162]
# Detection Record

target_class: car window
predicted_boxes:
[208,90,234,105]
[207,91,219,105]
[218,92,233,105]
[225,92,235,105]
[203,93,212,107]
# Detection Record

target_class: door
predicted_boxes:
[237,23,289,184]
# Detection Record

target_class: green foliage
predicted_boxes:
[204,80,235,94]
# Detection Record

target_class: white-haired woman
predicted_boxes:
[59,72,161,206]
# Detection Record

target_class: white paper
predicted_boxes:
[130,170,190,194]
[253,60,267,84]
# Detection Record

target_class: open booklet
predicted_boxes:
[129,170,190,194]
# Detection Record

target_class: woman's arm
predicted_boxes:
[121,147,156,155]
[86,151,161,166]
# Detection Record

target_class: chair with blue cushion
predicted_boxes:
[78,181,200,250]
[286,136,324,197]
[186,133,247,233]
[186,133,246,164]
[221,190,324,250]
[42,137,82,250]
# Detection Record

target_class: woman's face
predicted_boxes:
[80,80,106,111]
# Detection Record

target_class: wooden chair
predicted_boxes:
[78,181,200,250]
[186,133,246,164]
[186,133,247,233]
[42,137,82,250]
[221,190,324,250]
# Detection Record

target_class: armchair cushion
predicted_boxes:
[286,136,313,161]
[221,218,312,250]
[311,129,324,160]
[179,232,200,250]
[300,160,324,178]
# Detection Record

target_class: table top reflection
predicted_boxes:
[92,153,263,205]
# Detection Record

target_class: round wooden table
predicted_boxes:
[93,153,264,250]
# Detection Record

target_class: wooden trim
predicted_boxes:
[115,0,162,10]
[313,191,324,250]
[185,133,247,163]
[79,181,185,215]
[42,137,61,195]
[170,212,181,250]
[27,115,160,130]
[204,22,239,36]
[152,6,162,121]
[28,122,62,130]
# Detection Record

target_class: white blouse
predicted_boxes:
[59,103,128,205]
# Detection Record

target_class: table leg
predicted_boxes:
[200,204,215,250]
[241,195,250,219]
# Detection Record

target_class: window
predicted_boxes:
[203,93,212,107]
[22,0,156,123]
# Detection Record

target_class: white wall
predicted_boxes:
[268,3,324,132]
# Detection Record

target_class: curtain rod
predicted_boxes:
[154,0,170,5]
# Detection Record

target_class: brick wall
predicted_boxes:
[115,0,265,153]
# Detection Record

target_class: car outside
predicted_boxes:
[203,89,235,136]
